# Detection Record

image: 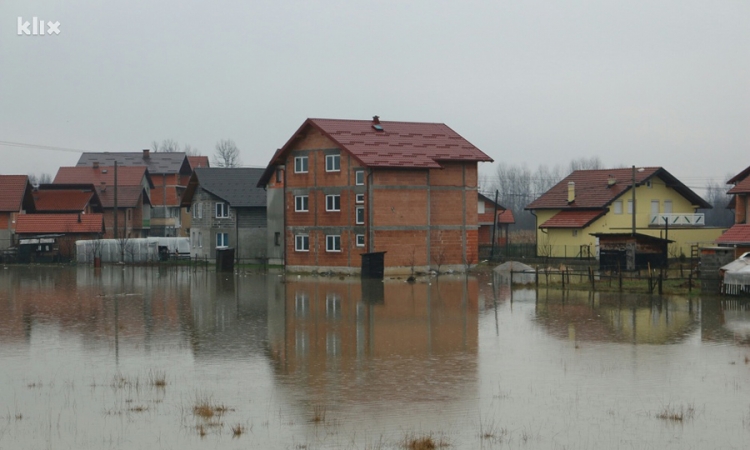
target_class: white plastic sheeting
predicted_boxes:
[76,237,190,263]
[493,261,536,285]
[721,252,750,289]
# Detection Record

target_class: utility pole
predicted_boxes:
[114,161,118,240]
[631,165,636,236]
[490,190,499,260]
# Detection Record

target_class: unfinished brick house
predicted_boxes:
[258,117,493,274]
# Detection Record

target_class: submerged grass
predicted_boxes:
[148,370,167,388]
[402,432,448,450]
[656,403,696,422]
[311,404,326,424]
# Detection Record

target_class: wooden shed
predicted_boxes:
[591,233,672,272]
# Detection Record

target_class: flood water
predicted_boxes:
[0,266,748,449]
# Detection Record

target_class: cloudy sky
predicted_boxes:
[1,0,748,194]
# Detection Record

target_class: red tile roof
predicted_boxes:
[33,190,96,212]
[526,167,711,210]
[0,175,30,212]
[727,166,750,184]
[497,209,515,224]
[188,156,210,169]
[259,117,492,185]
[539,210,607,228]
[728,176,750,194]
[95,186,147,208]
[15,213,104,234]
[715,224,750,244]
[54,166,152,188]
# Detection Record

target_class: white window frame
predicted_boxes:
[326,235,341,252]
[627,199,633,214]
[294,156,308,173]
[295,234,309,252]
[198,231,202,248]
[478,200,485,214]
[326,195,340,212]
[216,232,229,248]
[295,195,308,212]
[356,206,365,224]
[198,203,203,219]
[355,194,364,204]
[613,200,623,215]
[215,202,229,218]
[355,170,365,185]
[325,154,340,172]
[356,234,365,247]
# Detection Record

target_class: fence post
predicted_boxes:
[588,267,595,290]
[658,272,663,295]
[561,268,565,290]
[535,266,539,289]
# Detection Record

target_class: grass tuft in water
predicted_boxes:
[403,432,448,450]
[148,370,167,388]
[656,403,695,422]
[231,423,245,438]
[311,404,326,424]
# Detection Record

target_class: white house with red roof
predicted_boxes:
[526,167,724,259]
[258,116,493,273]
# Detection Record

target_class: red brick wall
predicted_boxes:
[373,230,429,267]
[372,189,428,227]
[737,194,746,224]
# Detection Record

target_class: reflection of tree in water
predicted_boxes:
[534,291,700,345]
[701,297,750,346]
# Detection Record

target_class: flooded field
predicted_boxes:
[1,266,749,449]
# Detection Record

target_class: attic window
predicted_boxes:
[372,124,383,131]
[371,115,383,131]
[102,169,108,174]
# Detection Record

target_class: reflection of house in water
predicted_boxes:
[701,298,750,345]
[267,276,479,405]
[534,290,699,344]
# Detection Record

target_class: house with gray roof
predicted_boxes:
[181,168,268,263]
[77,150,192,237]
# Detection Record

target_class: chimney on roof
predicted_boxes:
[371,115,384,132]
[567,181,575,204]
[607,175,616,186]
[143,149,150,159]
[93,161,99,169]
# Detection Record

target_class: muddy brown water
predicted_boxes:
[0,266,748,449]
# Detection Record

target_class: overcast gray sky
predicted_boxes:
[1,0,748,194]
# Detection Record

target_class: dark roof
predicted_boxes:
[0,175,34,212]
[590,232,674,244]
[526,167,711,210]
[716,224,750,244]
[258,117,492,186]
[77,151,191,176]
[182,168,266,208]
[539,210,607,228]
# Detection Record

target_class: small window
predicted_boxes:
[198,203,203,219]
[276,168,283,183]
[356,206,365,224]
[216,202,229,218]
[326,154,340,172]
[294,156,308,173]
[356,234,365,247]
[478,201,485,214]
[274,232,281,246]
[198,231,202,248]
[295,234,309,252]
[295,195,308,212]
[356,194,364,204]
[355,170,365,185]
[326,195,340,212]
[192,205,198,219]
[627,199,633,214]
[572,230,578,237]
[326,235,341,252]
[613,200,623,214]
[216,232,229,248]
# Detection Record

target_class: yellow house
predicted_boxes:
[525,167,725,258]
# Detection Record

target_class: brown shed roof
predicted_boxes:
[0,175,33,212]
[15,213,104,234]
[33,189,99,212]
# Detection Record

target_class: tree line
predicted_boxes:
[480,157,734,230]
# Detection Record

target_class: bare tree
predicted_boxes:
[152,139,181,153]
[182,144,201,156]
[569,156,603,172]
[213,139,241,168]
[700,178,734,227]
[28,173,52,187]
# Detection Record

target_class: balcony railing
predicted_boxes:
[649,213,705,226]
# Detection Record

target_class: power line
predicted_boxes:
[0,140,88,154]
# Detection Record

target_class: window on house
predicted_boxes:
[216,232,229,248]
[627,199,633,214]
[294,156,308,173]
[614,200,623,214]
[664,200,672,214]
[355,170,365,185]
[356,234,365,247]
[355,194,364,204]
[198,203,203,219]
[326,195,340,212]
[478,201,485,214]
[295,234,309,252]
[326,154,340,172]
[356,206,365,224]
[326,235,341,252]
[192,231,196,249]
[198,231,202,248]
[295,195,308,212]
[276,168,283,183]
[572,230,578,237]
[192,205,198,219]
[216,202,229,218]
